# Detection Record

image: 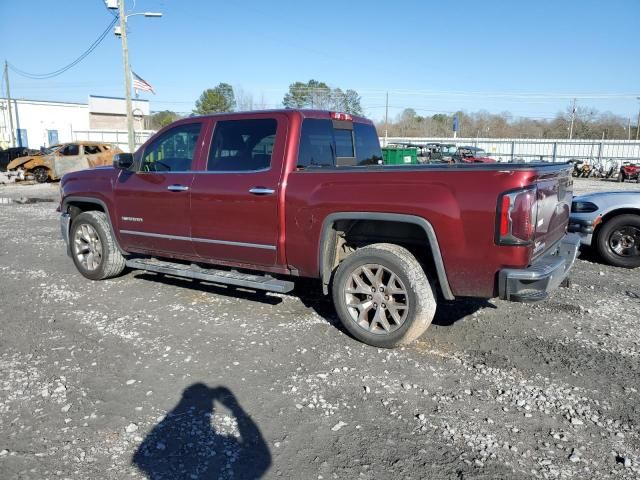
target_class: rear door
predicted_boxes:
[189,114,288,266]
[113,121,204,256]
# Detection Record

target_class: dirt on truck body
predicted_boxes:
[7,142,122,183]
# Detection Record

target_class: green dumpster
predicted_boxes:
[382,147,418,165]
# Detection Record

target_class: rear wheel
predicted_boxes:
[596,215,640,268]
[331,243,436,348]
[32,167,49,183]
[70,211,126,280]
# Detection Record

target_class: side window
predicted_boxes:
[141,123,202,172]
[297,119,335,168]
[207,119,277,172]
[61,144,80,156]
[84,145,101,155]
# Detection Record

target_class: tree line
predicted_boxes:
[378,106,639,140]
[150,79,363,129]
[150,84,638,140]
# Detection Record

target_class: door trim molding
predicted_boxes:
[119,229,277,251]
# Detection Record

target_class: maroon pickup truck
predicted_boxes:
[59,109,579,348]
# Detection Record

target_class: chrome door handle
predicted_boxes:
[167,184,189,192]
[249,187,275,195]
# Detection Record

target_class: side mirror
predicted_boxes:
[113,153,133,169]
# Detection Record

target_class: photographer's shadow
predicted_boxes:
[132,384,271,479]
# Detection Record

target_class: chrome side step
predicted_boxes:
[125,258,294,293]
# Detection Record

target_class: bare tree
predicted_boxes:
[234,86,254,111]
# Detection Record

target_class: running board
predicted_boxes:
[125,258,294,293]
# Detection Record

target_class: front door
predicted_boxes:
[190,115,287,266]
[113,121,204,256]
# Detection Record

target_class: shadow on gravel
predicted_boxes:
[432,298,496,327]
[133,272,284,306]
[132,384,271,479]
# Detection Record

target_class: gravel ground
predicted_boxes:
[1,177,639,480]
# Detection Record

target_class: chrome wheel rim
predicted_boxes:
[344,263,409,335]
[609,226,640,257]
[73,224,103,271]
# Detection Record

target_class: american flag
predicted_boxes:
[132,71,155,94]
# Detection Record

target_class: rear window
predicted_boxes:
[207,119,277,172]
[297,119,382,169]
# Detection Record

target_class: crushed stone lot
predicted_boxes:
[1,178,639,479]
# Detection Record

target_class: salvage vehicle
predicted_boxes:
[569,192,640,268]
[0,146,38,171]
[7,141,121,183]
[423,143,457,163]
[618,163,639,183]
[59,109,578,348]
[453,146,496,163]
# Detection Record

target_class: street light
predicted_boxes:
[115,1,162,153]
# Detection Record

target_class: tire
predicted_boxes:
[331,243,436,348]
[32,166,49,183]
[70,211,126,280]
[595,214,640,268]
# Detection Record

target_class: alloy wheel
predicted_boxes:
[343,263,409,335]
[73,223,103,271]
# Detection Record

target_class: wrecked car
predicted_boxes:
[7,142,122,183]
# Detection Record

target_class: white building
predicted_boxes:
[0,95,151,151]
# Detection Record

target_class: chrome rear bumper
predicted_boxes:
[499,234,580,302]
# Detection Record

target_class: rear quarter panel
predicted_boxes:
[284,166,541,298]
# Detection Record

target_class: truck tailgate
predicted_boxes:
[533,167,573,258]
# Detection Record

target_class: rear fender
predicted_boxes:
[318,212,454,300]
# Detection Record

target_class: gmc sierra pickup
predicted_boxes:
[59,109,579,348]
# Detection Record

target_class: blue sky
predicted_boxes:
[1,0,639,121]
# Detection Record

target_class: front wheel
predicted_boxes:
[596,215,640,268]
[32,167,49,183]
[70,211,126,280]
[331,243,436,348]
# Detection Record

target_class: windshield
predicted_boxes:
[40,145,62,155]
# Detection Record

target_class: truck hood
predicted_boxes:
[574,191,640,202]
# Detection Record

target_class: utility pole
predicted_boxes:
[118,0,135,154]
[636,97,640,141]
[629,117,632,141]
[4,61,16,148]
[569,98,576,140]
[384,91,388,147]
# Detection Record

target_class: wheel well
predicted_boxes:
[594,208,640,239]
[320,218,452,299]
[65,201,105,221]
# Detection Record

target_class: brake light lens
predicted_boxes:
[496,187,537,245]
[331,112,353,121]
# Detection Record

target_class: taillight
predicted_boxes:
[496,187,537,245]
[331,112,353,121]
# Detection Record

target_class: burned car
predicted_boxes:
[7,142,122,183]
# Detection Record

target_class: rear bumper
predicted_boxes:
[498,234,580,302]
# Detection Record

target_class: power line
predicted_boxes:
[8,15,118,80]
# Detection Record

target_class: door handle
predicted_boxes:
[249,187,275,195]
[167,184,189,192]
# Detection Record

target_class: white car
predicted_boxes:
[569,192,640,268]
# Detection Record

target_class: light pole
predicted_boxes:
[115,1,161,153]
